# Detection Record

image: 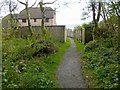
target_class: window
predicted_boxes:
[45,18,49,22]
[34,19,36,22]
[22,19,26,23]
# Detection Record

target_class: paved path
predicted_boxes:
[57,38,86,88]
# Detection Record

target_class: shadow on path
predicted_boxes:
[57,38,86,88]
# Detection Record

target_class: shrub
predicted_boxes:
[84,40,99,52]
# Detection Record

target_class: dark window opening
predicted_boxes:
[45,18,49,22]
[34,19,36,22]
[22,19,26,23]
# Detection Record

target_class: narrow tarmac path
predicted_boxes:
[57,38,86,88]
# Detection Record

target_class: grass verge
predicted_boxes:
[73,38,85,51]
[40,38,71,87]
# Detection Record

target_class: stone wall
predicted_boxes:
[17,25,66,42]
[74,26,93,44]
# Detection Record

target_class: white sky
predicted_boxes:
[0,0,93,29]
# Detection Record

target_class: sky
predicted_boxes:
[0,0,93,29]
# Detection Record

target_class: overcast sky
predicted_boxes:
[0,0,93,29]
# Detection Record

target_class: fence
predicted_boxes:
[67,29,74,38]
[74,26,93,44]
[73,26,93,44]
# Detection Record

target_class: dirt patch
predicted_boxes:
[31,40,58,57]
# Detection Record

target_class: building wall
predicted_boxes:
[53,14,56,25]
[18,18,56,26]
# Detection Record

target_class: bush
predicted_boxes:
[84,40,99,52]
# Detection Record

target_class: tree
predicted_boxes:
[109,0,120,49]
[0,0,18,29]
[17,0,37,36]
[91,2,102,39]
[9,0,18,29]
[100,1,119,37]
[38,0,57,35]
[108,0,120,30]
[81,8,90,24]
[80,1,102,39]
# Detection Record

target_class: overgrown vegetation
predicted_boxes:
[81,37,119,88]
[74,34,119,88]
[2,35,71,88]
[74,0,119,88]
[74,23,93,31]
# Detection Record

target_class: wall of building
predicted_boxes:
[18,18,56,26]
[52,15,56,25]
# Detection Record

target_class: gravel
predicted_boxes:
[57,38,86,88]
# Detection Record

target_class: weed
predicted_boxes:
[81,38,119,88]
[2,34,71,88]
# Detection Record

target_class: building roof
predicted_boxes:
[2,14,19,20]
[18,7,55,19]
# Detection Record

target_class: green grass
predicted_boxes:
[2,36,71,88]
[74,38,85,51]
[41,38,71,87]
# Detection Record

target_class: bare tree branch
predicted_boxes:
[97,2,102,22]
[17,0,26,5]
[54,4,60,10]
[111,1,120,17]
[30,0,38,8]
[43,0,57,5]
[11,3,18,12]
[17,0,33,36]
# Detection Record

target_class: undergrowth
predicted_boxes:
[2,35,71,88]
[81,38,119,88]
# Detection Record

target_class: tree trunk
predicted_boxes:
[92,2,102,40]
[92,2,97,40]
[9,0,14,29]
[102,3,109,27]
[39,2,46,35]
[26,5,32,36]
